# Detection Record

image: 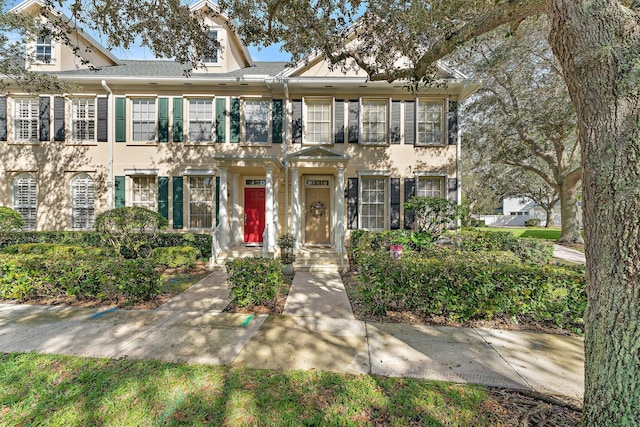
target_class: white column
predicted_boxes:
[264,167,274,257]
[291,167,300,249]
[273,174,280,237]
[336,167,345,254]
[219,167,229,250]
[230,174,241,246]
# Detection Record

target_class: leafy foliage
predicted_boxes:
[404,196,463,238]
[525,218,541,227]
[276,233,296,265]
[226,258,283,307]
[150,246,200,269]
[94,207,168,258]
[0,207,25,233]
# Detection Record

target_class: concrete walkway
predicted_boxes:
[553,244,586,264]
[0,269,584,404]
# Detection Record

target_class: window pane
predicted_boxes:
[361,177,386,230]
[203,30,219,63]
[14,99,38,141]
[13,173,37,230]
[417,177,443,198]
[71,173,95,229]
[131,176,156,210]
[188,99,213,142]
[417,101,443,145]
[362,100,388,144]
[306,99,332,144]
[132,100,156,141]
[188,176,214,229]
[72,99,96,141]
[244,100,270,143]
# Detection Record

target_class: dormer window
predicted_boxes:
[202,29,219,64]
[35,32,53,63]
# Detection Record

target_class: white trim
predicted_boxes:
[124,168,158,176]
[183,169,216,176]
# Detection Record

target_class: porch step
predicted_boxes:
[293,251,347,272]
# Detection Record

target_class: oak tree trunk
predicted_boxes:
[547,0,640,425]
[558,178,584,244]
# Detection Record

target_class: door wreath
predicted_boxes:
[310,201,326,218]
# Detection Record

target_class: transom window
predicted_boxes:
[131,176,156,210]
[244,99,270,143]
[132,99,156,141]
[188,99,214,142]
[188,176,214,229]
[13,173,37,230]
[71,173,95,229]
[361,176,387,230]
[14,98,38,142]
[361,99,388,145]
[417,101,443,145]
[305,99,332,144]
[72,98,96,141]
[417,176,443,198]
[35,32,53,62]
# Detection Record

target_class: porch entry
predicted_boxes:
[244,187,265,243]
[304,177,331,245]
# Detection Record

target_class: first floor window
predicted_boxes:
[361,99,388,145]
[13,173,36,230]
[71,173,95,229]
[244,99,270,143]
[188,99,213,142]
[417,177,443,198]
[188,176,214,229]
[305,99,332,144]
[14,98,38,142]
[361,176,386,230]
[417,101,443,145]
[131,176,156,210]
[132,99,156,141]
[72,98,96,141]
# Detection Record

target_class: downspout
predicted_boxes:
[101,80,114,208]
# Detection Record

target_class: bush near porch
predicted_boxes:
[349,230,585,334]
[226,257,284,308]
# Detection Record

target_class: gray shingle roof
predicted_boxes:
[54,60,289,78]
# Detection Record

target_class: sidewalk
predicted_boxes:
[0,269,584,404]
[553,244,586,264]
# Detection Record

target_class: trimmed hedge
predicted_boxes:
[226,257,283,307]
[0,250,161,302]
[355,252,586,333]
[150,246,200,269]
[454,229,553,264]
[0,231,211,260]
[2,243,116,257]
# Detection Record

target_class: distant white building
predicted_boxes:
[475,197,582,227]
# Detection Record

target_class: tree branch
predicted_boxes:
[504,159,560,191]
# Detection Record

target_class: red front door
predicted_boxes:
[244,187,266,243]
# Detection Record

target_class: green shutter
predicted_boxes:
[272,99,283,143]
[215,176,220,225]
[216,97,226,143]
[158,176,169,219]
[115,176,125,208]
[229,98,240,143]
[172,176,183,229]
[158,98,169,142]
[173,97,183,142]
[115,98,126,142]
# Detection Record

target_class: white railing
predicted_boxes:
[210,223,222,266]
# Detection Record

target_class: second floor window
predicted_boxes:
[14,98,38,142]
[417,101,443,145]
[361,99,388,145]
[305,99,332,144]
[188,99,213,142]
[132,99,156,141]
[72,98,96,141]
[244,99,270,143]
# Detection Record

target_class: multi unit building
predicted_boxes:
[1,0,480,267]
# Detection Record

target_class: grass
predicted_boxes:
[0,352,500,426]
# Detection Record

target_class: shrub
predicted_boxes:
[276,233,296,265]
[95,207,168,258]
[226,257,283,307]
[153,233,211,260]
[525,218,542,227]
[0,207,25,232]
[511,238,554,264]
[404,196,463,237]
[150,246,200,269]
[1,243,115,257]
[354,252,586,332]
[453,229,553,264]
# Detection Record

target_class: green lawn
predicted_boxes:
[0,353,499,426]
[474,227,562,240]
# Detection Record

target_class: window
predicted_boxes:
[131,176,156,210]
[13,173,36,230]
[416,177,443,198]
[188,176,214,229]
[72,98,96,141]
[305,99,332,144]
[71,173,95,229]
[361,99,388,145]
[361,177,387,230]
[132,99,156,141]
[188,99,213,142]
[417,101,443,145]
[244,99,270,143]
[203,30,219,64]
[35,32,53,63]
[14,98,38,142]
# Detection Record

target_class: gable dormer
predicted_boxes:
[10,0,120,73]
[189,0,254,74]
